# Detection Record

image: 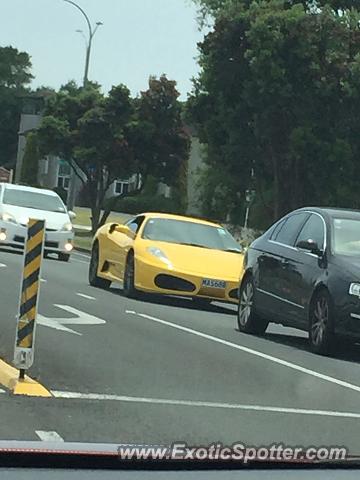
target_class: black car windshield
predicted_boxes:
[333,218,360,256]
[142,218,241,252]
[3,189,66,213]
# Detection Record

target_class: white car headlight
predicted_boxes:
[147,246,173,268]
[62,222,73,232]
[349,283,360,297]
[0,212,17,224]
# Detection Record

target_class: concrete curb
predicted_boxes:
[0,359,51,397]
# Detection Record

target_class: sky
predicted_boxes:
[1,0,204,99]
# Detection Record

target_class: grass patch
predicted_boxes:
[73,207,130,228]
[73,232,93,252]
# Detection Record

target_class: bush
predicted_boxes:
[105,194,185,215]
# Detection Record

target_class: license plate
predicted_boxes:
[202,278,226,289]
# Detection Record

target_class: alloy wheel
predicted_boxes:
[238,281,254,327]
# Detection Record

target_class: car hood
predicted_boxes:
[142,240,244,279]
[0,204,70,230]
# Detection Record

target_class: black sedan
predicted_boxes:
[238,207,360,354]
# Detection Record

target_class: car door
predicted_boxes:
[105,216,145,280]
[280,212,327,326]
[256,212,310,323]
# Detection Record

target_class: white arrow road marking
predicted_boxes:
[38,305,106,335]
[36,431,64,442]
[76,292,96,300]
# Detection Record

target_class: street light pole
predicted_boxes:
[63,0,102,209]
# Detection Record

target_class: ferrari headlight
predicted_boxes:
[349,283,360,297]
[147,247,173,268]
[62,222,73,232]
[0,212,17,224]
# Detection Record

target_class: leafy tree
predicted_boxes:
[20,132,40,185]
[0,46,33,168]
[37,76,189,232]
[188,0,360,226]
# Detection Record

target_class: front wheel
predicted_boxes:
[237,276,268,334]
[89,243,111,289]
[309,289,334,355]
[58,253,70,262]
[123,254,138,298]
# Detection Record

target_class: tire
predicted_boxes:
[123,253,138,298]
[58,253,70,262]
[237,275,268,334]
[309,289,334,355]
[89,243,111,289]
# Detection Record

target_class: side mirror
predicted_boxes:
[68,211,76,220]
[109,223,132,235]
[296,239,322,256]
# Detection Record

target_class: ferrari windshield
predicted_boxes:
[142,217,241,252]
[333,218,360,256]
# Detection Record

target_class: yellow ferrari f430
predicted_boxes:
[89,213,244,304]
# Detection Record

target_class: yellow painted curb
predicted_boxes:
[0,359,51,397]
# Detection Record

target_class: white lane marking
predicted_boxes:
[128,311,360,395]
[50,390,360,419]
[0,389,5,394]
[351,313,360,320]
[38,305,106,336]
[0,263,6,268]
[125,310,136,314]
[35,431,64,442]
[40,279,47,283]
[76,293,96,300]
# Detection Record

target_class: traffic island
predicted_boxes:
[0,358,51,397]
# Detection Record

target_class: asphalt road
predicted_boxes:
[1,248,360,452]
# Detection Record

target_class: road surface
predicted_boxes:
[0,248,360,451]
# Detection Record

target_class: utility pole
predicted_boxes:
[63,0,103,209]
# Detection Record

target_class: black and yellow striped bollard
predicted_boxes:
[13,219,45,379]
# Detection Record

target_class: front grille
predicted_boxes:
[229,288,239,299]
[13,235,25,244]
[45,241,59,248]
[155,274,196,292]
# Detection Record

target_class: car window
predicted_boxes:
[126,216,145,234]
[296,214,325,249]
[274,213,309,246]
[270,219,286,240]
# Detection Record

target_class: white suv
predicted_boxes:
[0,183,75,262]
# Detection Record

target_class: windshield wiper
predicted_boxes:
[224,248,242,253]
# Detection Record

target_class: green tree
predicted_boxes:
[0,46,33,167]
[20,132,40,185]
[37,76,189,232]
[188,0,360,226]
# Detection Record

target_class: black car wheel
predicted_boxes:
[89,243,111,289]
[123,253,138,298]
[58,253,70,262]
[237,275,268,334]
[309,289,334,355]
